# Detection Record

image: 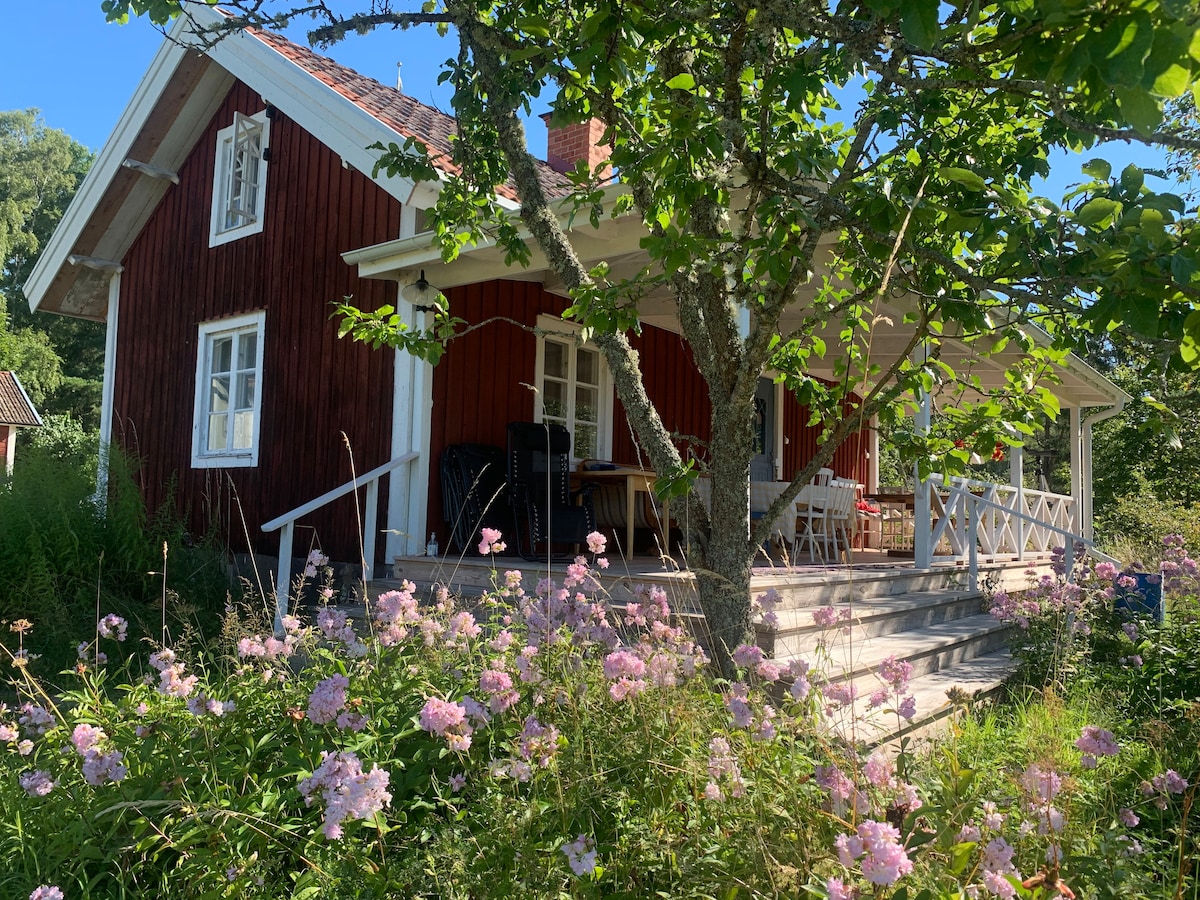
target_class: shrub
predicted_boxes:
[0,448,229,679]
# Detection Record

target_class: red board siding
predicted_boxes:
[426,285,868,546]
[113,80,402,561]
[426,280,568,545]
[782,393,870,485]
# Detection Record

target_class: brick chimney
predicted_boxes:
[541,115,612,180]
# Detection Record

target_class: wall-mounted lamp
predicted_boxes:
[401,269,441,313]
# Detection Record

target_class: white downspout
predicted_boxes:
[95,271,122,508]
[1080,401,1125,540]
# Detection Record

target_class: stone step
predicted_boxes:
[777,612,1012,686]
[759,589,985,653]
[831,649,1017,747]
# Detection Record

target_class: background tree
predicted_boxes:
[105,0,1200,670]
[0,109,101,427]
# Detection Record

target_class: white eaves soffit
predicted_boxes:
[24,5,423,321]
[344,184,1128,412]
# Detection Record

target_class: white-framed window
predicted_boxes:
[209,110,270,247]
[534,315,613,462]
[192,311,266,468]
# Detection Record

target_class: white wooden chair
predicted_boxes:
[824,479,860,562]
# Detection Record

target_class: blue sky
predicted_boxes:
[0,0,1184,202]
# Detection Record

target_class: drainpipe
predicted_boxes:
[1080,400,1125,541]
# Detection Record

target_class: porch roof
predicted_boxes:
[344,188,1130,410]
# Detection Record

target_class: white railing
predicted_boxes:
[261,450,418,631]
[925,475,1078,560]
[923,478,1118,591]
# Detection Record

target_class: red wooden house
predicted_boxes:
[24,8,1126,589]
[0,371,42,477]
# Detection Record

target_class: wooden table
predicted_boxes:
[571,468,667,555]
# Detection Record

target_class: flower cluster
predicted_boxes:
[149,648,198,700]
[704,736,745,801]
[97,614,128,642]
[835,820,914,885]
[419,697,473,751]
[478,527,506,555]
[298,750,391,840]
[237,614,304,662]
[561,834,598,876]
[1074,725,1120,769]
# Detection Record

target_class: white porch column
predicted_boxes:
[386,298,433,560]
[1068,406,1082,535]
[95,272,122,508]
[1009,442,1024,559]
[912,347,933,569]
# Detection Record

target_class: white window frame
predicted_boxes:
[191,310,266,468]
[533,315,613,463]
[209,110,270,247]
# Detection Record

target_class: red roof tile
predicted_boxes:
[0,372,41,428]
[251,30,573,202]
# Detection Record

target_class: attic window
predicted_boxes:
[209,110,270,246]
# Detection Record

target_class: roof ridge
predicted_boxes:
[248,28,574,202]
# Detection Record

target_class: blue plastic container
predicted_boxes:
[1114,572,1164,623]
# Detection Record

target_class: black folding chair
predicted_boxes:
[440,443,513,554]
[507,422,597,561]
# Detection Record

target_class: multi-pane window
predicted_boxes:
[209,111,269,246]
[535,317,611,461]
[192,312,265,468]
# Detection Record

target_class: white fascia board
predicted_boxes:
[342,182,635,280]
[23,21,194,312]
[8,373,44,428]
[194,11,418,205]
[1018,320,1132,407]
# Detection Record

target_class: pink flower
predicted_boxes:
[82,748,127,785]
[449,773,467,792]
[29,888,63,900]
[878,655,913,691]
[732,643,764,668]
[855,820,913,885]
[298,750,391,840]
[586,531,607,554]
[71,723,106,756]
[1119,808,1139,827]
[1094,561,1119,580]
[478,527,506,555]
[418,697,473,750]
[1075,725,1119,766]
[303,549,329,578]
[827,877,857,900]
[561,834,597,876]
[603,650,646,680]
[98,613,128,641]
[306,675,349,725]
[19,770,55,797]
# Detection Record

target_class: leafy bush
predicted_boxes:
[0,448,229,678]
[1095,491,1200,565]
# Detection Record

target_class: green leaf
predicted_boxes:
[1120,164,1145,194]
[900,0,939,49]
[1179,310,1200,365]
[937,166,986,191]
[1115,86,1164,132]
[1076,198,1121,227]
[665,73,696,91]
[1080,158,1112,181]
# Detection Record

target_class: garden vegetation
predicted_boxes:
[0,525,1195,898]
